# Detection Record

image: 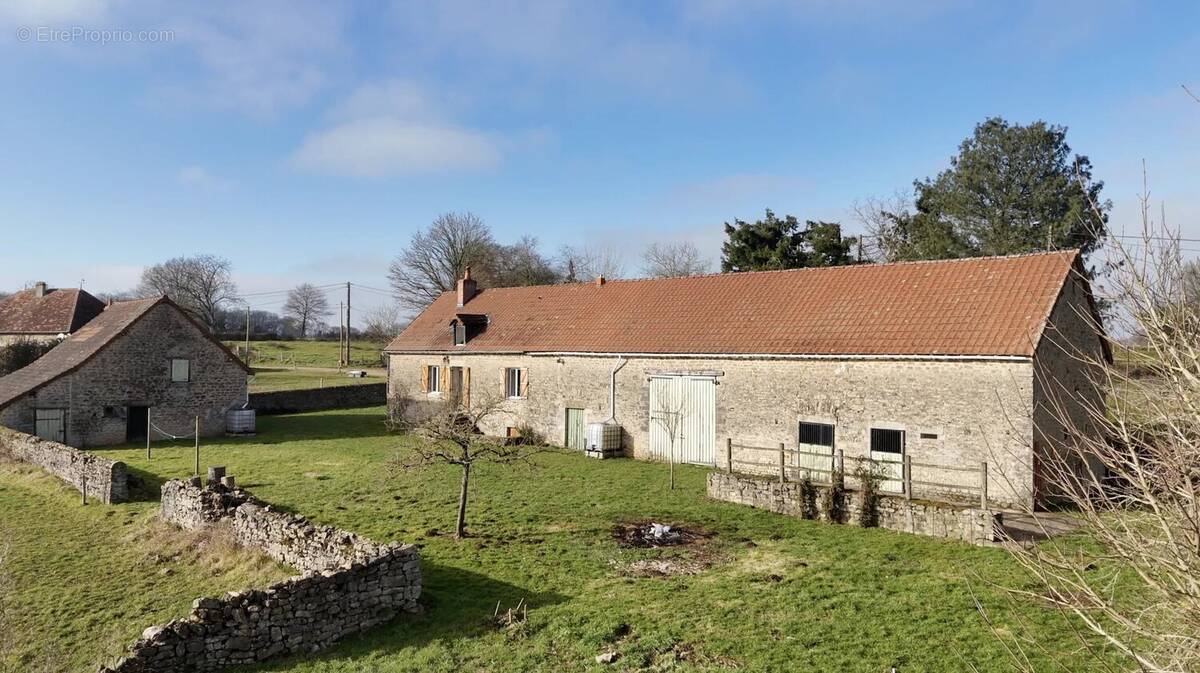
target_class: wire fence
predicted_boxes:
[724,439,990,509]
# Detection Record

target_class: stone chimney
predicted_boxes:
[456,267,477,307]
[595,275,606,287]
[33,281,47,298]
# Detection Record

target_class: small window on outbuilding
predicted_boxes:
[798,421,834,447]
[452,323,466,346]
[870,428,904,454]
[170,358,190,382]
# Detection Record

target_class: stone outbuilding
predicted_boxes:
[0,296,251,447]
[0,281,106,345]
[384,251,1109,510]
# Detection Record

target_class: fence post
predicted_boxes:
[193,416,200,477]
[726,437,733,474]
[979,461,989,509]
[145,408,151,460]
[81,474,87,505]
[779,442,786,484]
[903,454,912,500]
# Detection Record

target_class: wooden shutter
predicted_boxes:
[463,368,471,408]
[440,366,449,393]
[520,368,529,397]
[420,365,429,393]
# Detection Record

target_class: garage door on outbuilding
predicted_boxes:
[648,375,716,465]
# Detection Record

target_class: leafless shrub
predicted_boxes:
[998,175,1200,672]
[641,241,711,278]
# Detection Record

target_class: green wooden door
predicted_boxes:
[565,408,586,451]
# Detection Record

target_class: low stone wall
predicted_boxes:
[249,382,386,415]
[101,478,421,673]
[708,471,1000,545]
[0,426,127,503]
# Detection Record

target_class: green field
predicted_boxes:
[2,408,1116,672]
[249,367,383,393]
[225,340,387,369]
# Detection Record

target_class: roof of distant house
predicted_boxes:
[385,250,1101,358]
[0,296,251,410]
[0,285,106,335]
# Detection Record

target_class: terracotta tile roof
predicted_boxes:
[0,286,106,335]
[385,251,1084,358]
[0,296,251,410]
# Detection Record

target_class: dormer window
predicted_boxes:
[450,313,487,347]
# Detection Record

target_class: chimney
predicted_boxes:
[33,281,47,298]
[456,266,477,307]
[595,275,606,287]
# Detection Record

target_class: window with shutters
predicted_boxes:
[504,367,523,398]
[798,421,834,447]
[426,365,440,394]
[170,358,190,382]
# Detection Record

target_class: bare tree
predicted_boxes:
[641,241,711,278]
[137,254,237,330]
[490,236,561,287]
[282,283,331,338]
[650,385,689,491]
[995,182,1200,672]
[557,244,626,282]
[388,212,495,312]
[362,302,406,343]
[851,192,913,263]
[391,393,548,538]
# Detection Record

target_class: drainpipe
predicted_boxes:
[607,356,626,423]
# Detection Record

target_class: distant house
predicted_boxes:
[384,251,1109,510]
[0,282,106,345]
[0,296,251,447]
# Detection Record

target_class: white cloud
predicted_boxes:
[177,165,233,191]
[0,0,116,24]
[290,117,501,178]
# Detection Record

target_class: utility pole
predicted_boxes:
[345,282,351,367]
[338,301,345,367]
[244,304,250,363]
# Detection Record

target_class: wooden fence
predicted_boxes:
[724,439,989,509]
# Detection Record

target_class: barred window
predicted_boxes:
[798,421,834,447]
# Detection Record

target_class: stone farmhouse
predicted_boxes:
[0,281,106,345]
[385,251,1109,510]
[0,296,251,447]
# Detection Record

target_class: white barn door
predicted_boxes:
[648,376,716,466]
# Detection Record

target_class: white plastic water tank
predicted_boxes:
[586,422,622,457]
[226,409,256,435]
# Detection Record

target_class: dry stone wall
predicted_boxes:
[0,425,127,503]
[249,382,385,415]
[101,478,420,673]
[708,471,999,545]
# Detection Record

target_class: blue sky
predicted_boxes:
[1,1,1198,322]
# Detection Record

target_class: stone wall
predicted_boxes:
[389,352,1037,507]
[0,303,248,447]
[707,471,1000,546]
[249,382,385,415]
[101,479,420,673]
[0,425,127,503]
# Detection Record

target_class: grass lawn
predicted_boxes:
[6,408,1113,672]
[0,460,291,673]
[225,340,386,369]
[250,367,383,393]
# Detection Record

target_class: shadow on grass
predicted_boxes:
[252,411,395,444]
[239,562,568,672]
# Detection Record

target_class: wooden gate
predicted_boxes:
[35,409,65,443]
[648,376,716,465]
[565,408,586,451]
